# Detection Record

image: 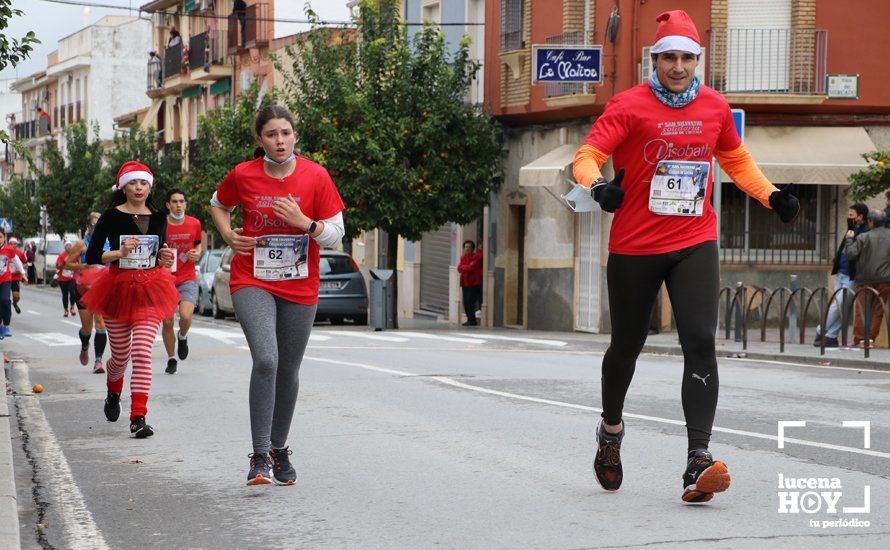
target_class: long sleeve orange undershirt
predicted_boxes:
[572,144,777,208]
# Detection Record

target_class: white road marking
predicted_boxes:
[9,360,110,549]
[396,331,486,344]
[322,330,409,343]
[61,320,82,328]
[455,333,568,347]
[189,327,245,345]
[722,356,890,374]
[309,334,332,341]
[24,332,81,347]
[27,310,41,315]
[305,356,890,460]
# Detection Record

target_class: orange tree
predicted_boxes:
[848,150,890,201]
[274,1,502,325]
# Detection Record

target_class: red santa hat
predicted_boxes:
[650,10,702,55]
[117,161,154,190]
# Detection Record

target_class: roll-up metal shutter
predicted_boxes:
[726,0,792,92]
[420,224,452,313]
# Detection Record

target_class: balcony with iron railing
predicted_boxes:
[189,29,231,81]
[164,41,183,81]
[541,31,597,108]
[709,28,828,104]
[227,2,271,54]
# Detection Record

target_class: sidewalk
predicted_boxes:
[0,359,21,549]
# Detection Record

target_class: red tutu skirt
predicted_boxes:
[73,265,108,296]
[80,266,179,324]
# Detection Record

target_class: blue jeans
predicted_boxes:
[817,272,854,339]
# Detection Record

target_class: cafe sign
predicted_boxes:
[532,45,603,84]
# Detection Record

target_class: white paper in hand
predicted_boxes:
[562,182,597,213]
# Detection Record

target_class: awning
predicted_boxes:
[138,98,165,131]
[519,144,581,187]
[721,126,877,185]
[180,85,203,99]
[210,78,231,96]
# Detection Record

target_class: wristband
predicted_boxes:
[307,221,318,234]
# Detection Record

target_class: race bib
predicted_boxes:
[61,269,74,278]
[253,234,309,281]
[119,235,159,270]
[0,256,7,273]
[648,160,710,217]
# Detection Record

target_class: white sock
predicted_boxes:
[168,356,176,361]
[178,331,187,340]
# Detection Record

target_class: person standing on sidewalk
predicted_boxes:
[210,105,345,486]
[845,209,890,346]
[458,240,483,326]
[162,188,203,375]
[0,232,25,339]
[56,241,77,317]
[82,161,178,438]
[814,203,869,347]
[572,10,800,503]
[64,212,110,374]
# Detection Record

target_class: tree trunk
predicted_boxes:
[387,230,399,329]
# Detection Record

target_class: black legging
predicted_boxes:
[60,280,75,310]
[462,285,481,323]
[602,240,719,451]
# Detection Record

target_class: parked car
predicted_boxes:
[196,249,225,316]
[211,248,368,324]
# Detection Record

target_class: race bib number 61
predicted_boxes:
[119,235,159,270]
[648,160,711,217]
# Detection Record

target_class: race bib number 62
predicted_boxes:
[253,234,309,281]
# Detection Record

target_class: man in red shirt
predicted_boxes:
[6,237,28,314]
[573,10,799,504]
[457,240,483,326]
[162,188,203,374]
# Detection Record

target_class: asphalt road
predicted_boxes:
[3,285,890,549]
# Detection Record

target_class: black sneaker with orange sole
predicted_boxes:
[593,418,624,491]
[682,449,731,503]
[246,453,273,486]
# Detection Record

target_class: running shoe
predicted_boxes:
[247,453,273,486]
[79,347,89,366]
[93,359,105,374]
[70,306,77,316]
[177,336,189,360]
[681,450,731,503]
[269,447,297,485]
[593,418,624,491]
[64,310,69,317]
[13,303,20,314]
[165,358,177,375]
[129,416,154,438]
[2,326,11,338]
[104,391,121,422]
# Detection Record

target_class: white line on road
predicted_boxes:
[23,332,81,346]
[454,333,568,347]
[27,310,41,315]
[396,332,486,344]
[9,361,110,549]
[723,356,890,375]
[322,330,410,343]
[61,320,82,328]
[305,356,890,460]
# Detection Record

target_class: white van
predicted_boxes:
[34,233,80,283]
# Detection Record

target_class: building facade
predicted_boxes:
[484,0,890,332]
[1,79,23,186]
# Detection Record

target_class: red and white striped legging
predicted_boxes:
[104,318,161,420]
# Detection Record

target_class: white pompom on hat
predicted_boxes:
[117,160,154,190]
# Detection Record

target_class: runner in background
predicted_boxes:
[0,232,25,339]
[210,105,345,486]
[7,237,27,314]
[65,212,110,373]
[573,10,799,503]
[82,161,178,438]
[162,188,203,374]
[56,241,77,317]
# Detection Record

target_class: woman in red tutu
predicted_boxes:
[82,161,178,438]
[65,212,110,374]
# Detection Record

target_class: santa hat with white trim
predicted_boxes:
[116,160,154,190]
[650,10,702,56]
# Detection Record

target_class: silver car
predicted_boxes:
[196,249,225,316]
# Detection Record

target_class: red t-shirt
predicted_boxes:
[0,246,15,284]
[56,252,73,282]
[584,83,741,255]
[215,157,346,305]
[166,215,203,284]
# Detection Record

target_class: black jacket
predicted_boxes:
[831,222,868,278]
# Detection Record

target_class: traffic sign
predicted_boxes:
[731,108,745,143]
[0,218,13,234]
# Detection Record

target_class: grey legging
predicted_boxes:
[232,287,316,455]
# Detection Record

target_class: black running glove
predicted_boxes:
[768,183,801,224]
[591,168,625,213]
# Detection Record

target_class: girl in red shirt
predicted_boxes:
[56,242,77,317]
[211,105,345,486]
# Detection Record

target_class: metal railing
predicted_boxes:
[228,2,271,53]
[500,0,524,51]
[189,30,228,71]
[719,183,838,265]
[164,42,183,80]
[709,28,828,95]
[543,31,596,98]
[721,281,890,359]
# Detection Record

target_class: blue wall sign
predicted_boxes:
[532,45,603,84]
[731,108,745,143]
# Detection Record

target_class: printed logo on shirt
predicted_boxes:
[246,194,304,232]
[643,139,713,166]
[657,120,703,136]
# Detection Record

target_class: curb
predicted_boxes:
[641,343,890,372]
[0,359,21,549]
